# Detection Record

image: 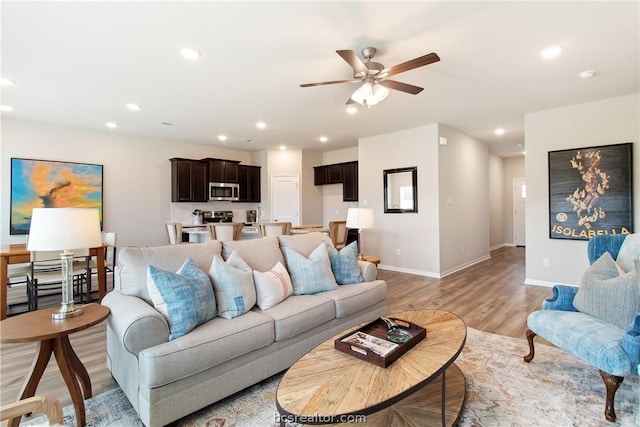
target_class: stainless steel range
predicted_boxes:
[203,210,233,223]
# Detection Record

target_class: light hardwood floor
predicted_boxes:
[0,246,553,410]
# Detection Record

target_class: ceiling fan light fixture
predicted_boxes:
[351,81,389,107]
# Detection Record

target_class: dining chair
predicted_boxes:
[27,249,91,311]
[90,232,117,292]
[328,221,347,249]
[165,222,183,244]
[257,222,291,237]
[206,222,244,242]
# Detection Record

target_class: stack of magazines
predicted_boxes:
[340,331,399,357]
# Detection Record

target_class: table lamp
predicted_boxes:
[346,208,374,260]
[27,208,102,320]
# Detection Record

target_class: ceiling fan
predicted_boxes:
[300,47,440,107]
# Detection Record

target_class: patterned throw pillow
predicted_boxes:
[574,251,640,329]
[252,262,293,310]
[282,242,338,295]
[208,252,256,319]
[147,257,217,340]
[324,241,363,285]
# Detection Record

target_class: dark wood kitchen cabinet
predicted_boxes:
[170,158,208,202]
[205,158,239,183]
[236,165,261,203]
[313,161,358,201]
[341,161,358,201]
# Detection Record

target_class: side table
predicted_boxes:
[0,304,110,427]
[361,255,381,265]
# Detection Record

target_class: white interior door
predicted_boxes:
[513,178,526,246]
[271,175,299,225]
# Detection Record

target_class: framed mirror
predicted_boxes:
[384,166,418,213]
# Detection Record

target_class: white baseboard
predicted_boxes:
[440,254,492,278]
[524,278,577,288]
[378,265,440,278]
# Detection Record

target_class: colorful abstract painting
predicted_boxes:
[10,158,103,234]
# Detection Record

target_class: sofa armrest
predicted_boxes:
[621,312,640,374]
[102,291,170,355]
[542,285,579,312]
[587,234,627,264]
[358,260,377,282]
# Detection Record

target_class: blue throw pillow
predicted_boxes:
[208,252,256,319]
[283,242,338,295]
[324,241,363,285]
[147,257,217,340]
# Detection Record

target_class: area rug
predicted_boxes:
[21,328,638,426]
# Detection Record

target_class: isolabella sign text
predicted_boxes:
[551,225,632,239]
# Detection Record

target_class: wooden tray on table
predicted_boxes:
[335,317,426,368]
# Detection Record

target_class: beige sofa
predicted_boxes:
[101,232,388,427]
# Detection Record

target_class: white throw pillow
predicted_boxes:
[252,262,293,310]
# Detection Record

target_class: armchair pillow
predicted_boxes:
[252,261,293,310]
[324,241,363,285]
[282,242,338,295]
[574,252,640,329]
[147,257,217,340]
[616,234,640,273]
[208,252,256,319]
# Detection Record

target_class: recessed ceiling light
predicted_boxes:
[578,70,596,80]
[218,135,227,141]
[540,46,562,59]
[319,136,328,143]
[346,106,358,114]
[1,78,15,86]
[1,105,14,112]
[279,145,287,150]
[180,48,201,61]
[126,103,141,111]
[494,128,505,136]
[522,151,527,155]
[256,121,266,129]
[105,122,118,129]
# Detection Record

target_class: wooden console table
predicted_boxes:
[1,304,110,427]
[0,243,107,320]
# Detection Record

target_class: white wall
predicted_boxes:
[1,118,254,247]
[502,156,525,245]
[301,151,323,225]
[359,124,441,276]
[525,93,639,287]
[437,124,490,275]
[489,154,504,249]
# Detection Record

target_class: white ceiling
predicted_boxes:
[2,1,638,158]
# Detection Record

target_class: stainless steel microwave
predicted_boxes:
[209,182,239,201]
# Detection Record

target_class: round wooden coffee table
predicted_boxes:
[276,309,467,426]
[0,303,110,427]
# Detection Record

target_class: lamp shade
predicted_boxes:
[346,208,374,229]
[27,208,102,251]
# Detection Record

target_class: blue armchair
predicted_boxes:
[524,234,640,422]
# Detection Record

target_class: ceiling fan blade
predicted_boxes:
[300,79,358,88]
[346,97,357,105]
[336,50,368,74]
[380,80,424,95]
[384,52,440,77]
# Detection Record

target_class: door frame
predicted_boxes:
[513,177,526,246]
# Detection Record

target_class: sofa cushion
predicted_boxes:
[527,310,633,376]
[257,294,335,341]
[278,232,333,257]
[616,234,640,273]
[139,311,275,388]
[324,241,363,285]
[253,261,293,310]
[282,243,338,295]
[318,280,388,318]
[208,253,256,319]
[147,258,217,340]
[117,240,222,302]
[222,236,284,272]
[574,252,640,329]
